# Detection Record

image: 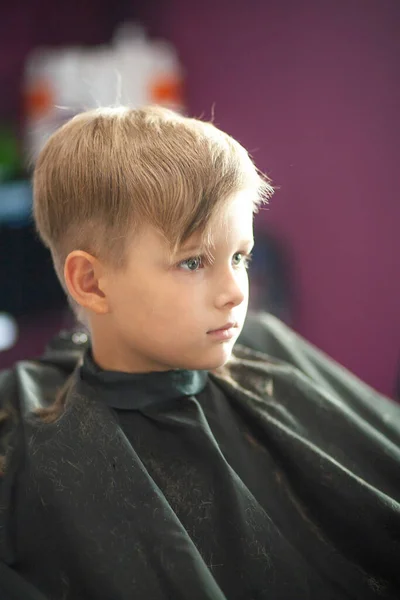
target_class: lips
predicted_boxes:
[208,322,237,333]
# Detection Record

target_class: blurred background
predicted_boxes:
[0,0,399,398]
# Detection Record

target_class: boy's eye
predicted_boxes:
[179,256,203,271]
[233,252,253,268]
[232,252,243,266]
[179,252,252,272]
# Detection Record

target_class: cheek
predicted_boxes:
[116,276,193,318]
[239,270,250,293]
[108,276,144,317]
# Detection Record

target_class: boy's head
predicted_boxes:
[33,106,273,373]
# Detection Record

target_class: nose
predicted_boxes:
[213,267,247,310]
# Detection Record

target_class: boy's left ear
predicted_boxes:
[64,251,110,315]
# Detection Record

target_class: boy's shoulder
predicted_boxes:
[0,330,86,454]
[215,320,400,453]
[212,341,400,505]
[235,313,400,430]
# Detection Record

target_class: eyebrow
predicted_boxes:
[178,239,254,255]
[178,243,204,254]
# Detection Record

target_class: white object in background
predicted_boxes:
[78,46,121,109]
[23,22,185,165]
[23,47,81,165]
[148,39,184,111]
[0,313,18,352]
[113,22,151,107]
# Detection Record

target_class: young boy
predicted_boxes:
[0,106,399,600]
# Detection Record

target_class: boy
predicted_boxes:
[0,106,399,599]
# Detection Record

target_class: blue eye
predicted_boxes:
[233,252,252,268]
[179,256,203,272]
[232,253,242,266]
[178,252,252,272]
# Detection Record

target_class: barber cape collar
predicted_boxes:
[78,348,209,410]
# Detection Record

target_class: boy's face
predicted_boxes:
[93,190,255,372]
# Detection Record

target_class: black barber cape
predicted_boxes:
[0,312,399,600]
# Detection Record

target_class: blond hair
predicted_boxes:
[33,105,273,311]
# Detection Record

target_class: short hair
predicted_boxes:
[33,105,273,309]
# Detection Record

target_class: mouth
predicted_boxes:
[207,322,238,335]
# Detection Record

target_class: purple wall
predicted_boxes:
[1,1,399,396]
[138,0,400,397]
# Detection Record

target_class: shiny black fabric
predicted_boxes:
[0,313,399,600]
[80,348,209,409]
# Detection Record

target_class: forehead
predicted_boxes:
[128,189,255,261]
[186,190,255,250]
[217,191,255,232]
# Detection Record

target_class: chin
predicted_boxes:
[193,344,235,371]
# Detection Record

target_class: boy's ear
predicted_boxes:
[64,251,110,315]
